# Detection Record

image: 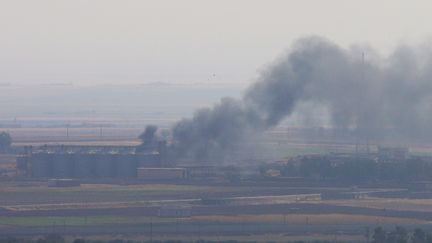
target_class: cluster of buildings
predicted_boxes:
[15,145,226,181]
[16,142,413,182]
[16,145,165,179]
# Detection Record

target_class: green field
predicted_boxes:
[0,183,232,206]
[0,216,181,227]
[1,183,212,194]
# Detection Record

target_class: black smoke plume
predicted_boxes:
[137,125,160,152]
[145,36,432,161]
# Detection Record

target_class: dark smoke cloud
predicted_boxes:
[137,125,160,152]
[171,97,261,161]
[152,36,432,161]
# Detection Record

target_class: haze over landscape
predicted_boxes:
[1,0,432,85]
[2,1,432,242]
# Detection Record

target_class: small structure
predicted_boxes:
[183,165,217,179]
[158,206,191,218]
[137,167,186,180]
[48,179,81,187]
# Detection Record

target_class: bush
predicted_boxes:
[0,132,12,152]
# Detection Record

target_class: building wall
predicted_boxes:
[116,154,137,178]
[137,168,186,180]
[24,152,162,178]
[31,153,51,178]
[75,155,95,178]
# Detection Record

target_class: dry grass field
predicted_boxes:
[1,212,426,242]
[193,213,427,225]
[0,183,235,207]
[0,215,179,227]
[317,198,432,212]
[4,124,432,241]
[6,127,142,146]
[0,214,422,226]
[76,233,365,243]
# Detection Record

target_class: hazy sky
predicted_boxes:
[1,0,432,85]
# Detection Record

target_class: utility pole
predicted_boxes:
[150,218,153,243]
[356,52,368,155]
[365,226,370,243]
[362,52,370,154]
[198,223,201,241]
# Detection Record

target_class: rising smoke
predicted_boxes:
[136,125,159,152]
[146,36,432,161]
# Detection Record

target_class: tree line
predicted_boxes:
[262,156,432,183]
[370,226,432,243]
[3,226,432,243]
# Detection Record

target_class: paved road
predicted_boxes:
[3,203,432,221]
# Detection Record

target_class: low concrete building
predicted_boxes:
[137,167,186,180]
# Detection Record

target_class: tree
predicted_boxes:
[0,132,12,152]
[413,228,427,243]
[36,234,64,243]
[372,226,387,243]
[386,226,408,243]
